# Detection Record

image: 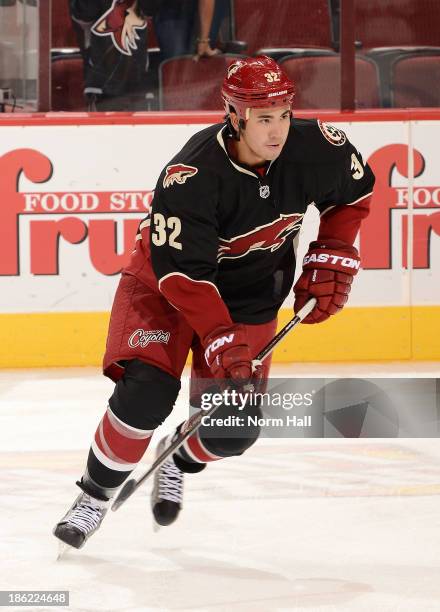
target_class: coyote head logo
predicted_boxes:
[218,213,303,261]
[92,0,146,56]
[163,164,198,189]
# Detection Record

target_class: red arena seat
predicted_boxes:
[355,0,440,50]
[159,54,244,111]
[231,0,334,56]
[52,0,78,49]
[51,53,85,111]
[391,54,440,107]
[279,54,381,109]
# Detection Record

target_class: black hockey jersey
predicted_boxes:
[126,118,375,337]
[70,0,154,103]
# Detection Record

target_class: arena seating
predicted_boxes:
[279,53,381,109]
[231,0,334,55]
[159,54,243,110]
[355,0,439,50]
[51,52,85,111]
[49,0,440,111]
[52,0,78,49]
[390,52,440,107]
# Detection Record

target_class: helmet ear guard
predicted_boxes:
[222,55,295,124]
[223,104,247,140]
[226,115,245,140]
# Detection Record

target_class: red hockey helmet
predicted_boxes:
[222,55,295,121]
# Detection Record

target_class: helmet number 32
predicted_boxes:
[264,71,280,82]
[152,213,183,250]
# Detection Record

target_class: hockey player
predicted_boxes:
[54,56,375,549]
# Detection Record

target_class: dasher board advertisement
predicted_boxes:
[0,113,439,364]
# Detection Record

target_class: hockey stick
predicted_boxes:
[111,297,317,511]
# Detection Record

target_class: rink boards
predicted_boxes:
[0,110,439,366]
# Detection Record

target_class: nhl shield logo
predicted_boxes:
[259,185,270,199]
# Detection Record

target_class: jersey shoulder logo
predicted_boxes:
[92,0,147,56]
[317,120,347,146]
[163,164,198,189]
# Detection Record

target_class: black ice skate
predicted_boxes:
[151,436,184,527]
[53,485,109,550]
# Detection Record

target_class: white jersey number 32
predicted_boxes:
[152,213,182,250]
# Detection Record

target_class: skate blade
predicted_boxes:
[56,541,72,560]
[153,519,161,533]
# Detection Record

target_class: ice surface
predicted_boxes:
[1,364,440,612]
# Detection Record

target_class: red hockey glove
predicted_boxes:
[203,324,254,383]
[294,239,360,324]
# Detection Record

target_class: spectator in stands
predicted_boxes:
[153,0,223,61]
[70,0,160,111]
[195,0,221,59]
[153,0,197,61]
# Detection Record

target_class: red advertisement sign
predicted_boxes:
[0,148,152,276]
[1,144,439,278]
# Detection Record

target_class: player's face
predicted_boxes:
[234,106,291,166]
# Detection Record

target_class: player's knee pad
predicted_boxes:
[201,431,260,457]
[199,401,262,458]
[109,359,181,430]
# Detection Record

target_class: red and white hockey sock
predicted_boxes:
[173,424,222,473]
[86,405,154,495]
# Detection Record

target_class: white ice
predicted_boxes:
[1,363,440,612]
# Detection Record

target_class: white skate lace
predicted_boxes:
[66,496,105,535]
[158,460,184,504]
